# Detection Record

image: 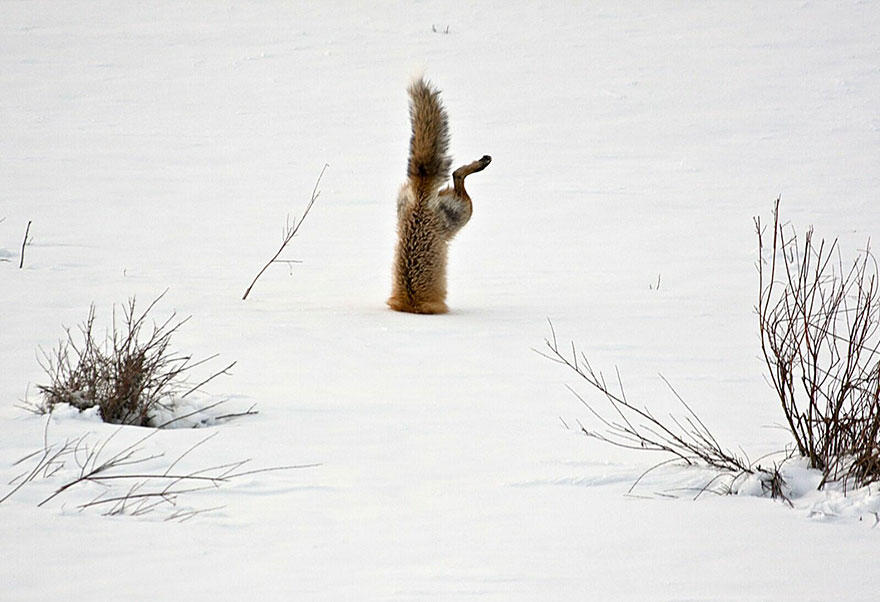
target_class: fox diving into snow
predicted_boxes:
[387,77,491,314]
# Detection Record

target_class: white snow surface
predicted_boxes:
[2,1,880,600]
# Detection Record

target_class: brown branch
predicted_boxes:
[540,318,794,500]
[242,164,328,300]
[19,220,31,269]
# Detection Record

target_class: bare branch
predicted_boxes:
[2,424,319,520]
[242,164,329,300]
[541,320,787,499]
[18,220,31,269]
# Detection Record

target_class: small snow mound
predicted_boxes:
[731,471,774,498]
[804,482,880,524]
[38,396,252,429]
[47,403,103,423]
[734,459,880,523]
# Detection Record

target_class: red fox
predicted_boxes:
[387,78,491,314]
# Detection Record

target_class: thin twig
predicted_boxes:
[242,164,328,300]
[213,404,259,422]
[19,220,31,269]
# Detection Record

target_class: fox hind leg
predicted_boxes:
[453,155,492,184]
[435,155,492,238]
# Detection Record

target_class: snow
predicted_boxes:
[2,1,880,599]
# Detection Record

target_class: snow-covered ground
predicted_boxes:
[2,1,879,599]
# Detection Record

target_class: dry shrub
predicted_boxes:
[35,293,234,427]
[543,200,880,500]
[757,199,880,488]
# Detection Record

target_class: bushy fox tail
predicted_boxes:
[407,77,451,191]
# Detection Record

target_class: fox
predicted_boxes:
[387,77,491,314]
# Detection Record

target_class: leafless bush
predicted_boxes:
[757,199,880,488]
[1,419,318,520]
[540,323,787,501]
[34,292,236,427]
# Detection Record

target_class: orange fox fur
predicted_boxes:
[387,78,491,314]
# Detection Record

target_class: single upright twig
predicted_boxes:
[242,164,328,300]
[19,220,31,269]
